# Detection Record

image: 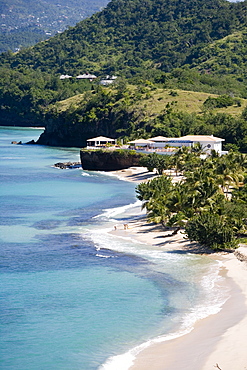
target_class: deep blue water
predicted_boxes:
[0,127,227,370]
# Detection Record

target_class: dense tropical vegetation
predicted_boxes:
[0,0,247,140]
[1,0,247,75]
[36,84,247,150]
[2,0,247,149]
[136,149,247,250]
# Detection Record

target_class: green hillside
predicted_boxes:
[54,87,247,116]
[1,0,247,75]
[1,0,247,149]
[192,29,247,77]
[36,84,247,151]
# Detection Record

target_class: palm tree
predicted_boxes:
[156,155,171,175]
[172,146,203,175]
[229,151,247,173]
[145,195,171,226]
[214,155,244,198]
[183,166,225,214]
[191,142,205,156]
[136,175,174,225]
[171,146,189,175]
[166,182,189,228]
[135,149,247,245]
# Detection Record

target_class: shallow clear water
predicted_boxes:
[0,127,228,370]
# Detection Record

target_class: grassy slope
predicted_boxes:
[53,87,247,117]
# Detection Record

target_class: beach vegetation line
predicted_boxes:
[136,149,247,251]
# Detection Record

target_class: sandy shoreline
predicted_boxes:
[108,167,247,370]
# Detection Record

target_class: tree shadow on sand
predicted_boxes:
[137,221,215,254]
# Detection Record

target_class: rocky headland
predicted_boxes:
[80,149,143,171]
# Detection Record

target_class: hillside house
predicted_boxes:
[76,74,97,80]
[99,75,118,85]
[59,74,72,79]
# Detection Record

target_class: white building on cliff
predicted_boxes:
[128,135,225,155]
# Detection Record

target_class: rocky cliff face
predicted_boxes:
[80,149,143,171]
[36,122,87,147]
[36,113,121,147]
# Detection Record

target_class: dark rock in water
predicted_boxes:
[26,140,36,145]
[54,162,81,169]
[11,141,22,144]
[80,149,143,171]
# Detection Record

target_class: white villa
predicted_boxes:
[99,75,118,86]
[128,135,225,155]
[177,135,225,153]
[59,74,72,79]
[76,74,97,80]
[86,134,225,155]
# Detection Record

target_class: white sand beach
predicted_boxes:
[111,166,183,184]
[109,167,247,370]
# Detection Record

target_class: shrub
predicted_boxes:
[203,94,236,109]
[185,212,238,250]
[169,90,178,97]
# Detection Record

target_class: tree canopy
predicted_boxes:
[136,150,247,250]
[1,0,247,144]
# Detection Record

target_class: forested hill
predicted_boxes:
[0,0,109,53]
[1,0,247,76]
[2,0,247,132]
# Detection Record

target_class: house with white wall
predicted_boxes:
[85,134,225,154]
[149,136,193,149]
[76,74,97,80]
[176,135,225,154]
[128,135,225,155]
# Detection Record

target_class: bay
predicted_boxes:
[0,127,228,370]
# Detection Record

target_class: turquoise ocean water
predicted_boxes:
[0,127,229,370]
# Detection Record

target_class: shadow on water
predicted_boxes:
[32,220,62,230]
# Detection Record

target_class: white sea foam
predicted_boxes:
[99,261,229,370]
[88,226,188,263]
[95,170,127,181]
[95,253,115,259]
[93,200,142,220]
[89,198,230,370]
[93,227,230,370]
[98,328,193,370]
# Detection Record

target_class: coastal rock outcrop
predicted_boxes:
[11,141,22,145]
[36,124,102,148]
[26,140,36,145]
[80,149,143,171]
[54,162,81,169]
